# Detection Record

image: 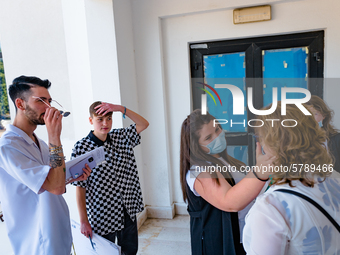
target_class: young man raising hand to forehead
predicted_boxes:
[71,101,149,255]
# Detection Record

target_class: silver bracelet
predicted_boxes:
[49,154,66,160]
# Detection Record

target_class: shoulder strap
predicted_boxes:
[275,189,340,232]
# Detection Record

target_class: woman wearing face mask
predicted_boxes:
[305,95,340,173]
[180,109,275,255]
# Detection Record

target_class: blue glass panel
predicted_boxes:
[203,52,247,132]
[263,47,308,107]
[227,146,248,165]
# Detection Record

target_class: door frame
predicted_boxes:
[189,30,324,165]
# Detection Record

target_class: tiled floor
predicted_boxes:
[0,215,191,255]
[137,215,191,255]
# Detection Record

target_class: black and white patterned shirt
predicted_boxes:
[71,124,144,235]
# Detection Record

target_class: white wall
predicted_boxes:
[0,0,124,146]
[61,0,123,139]
[0,0,73,142]
[112,0,146,206]
[131,0,340,208]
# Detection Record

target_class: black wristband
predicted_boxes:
[253,169,269,182]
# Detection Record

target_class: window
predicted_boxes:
[190,31,324,165]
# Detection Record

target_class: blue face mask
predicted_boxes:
[203,130,227,155]
[318,121,323,127]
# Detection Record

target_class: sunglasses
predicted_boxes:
[32,96,71,117]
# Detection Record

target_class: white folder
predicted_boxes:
[71,219,121,255]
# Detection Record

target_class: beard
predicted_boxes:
[25,105,45,125]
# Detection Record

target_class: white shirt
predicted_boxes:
[0,125,72,255]
[186,157,267,242]
[243,171,340,255]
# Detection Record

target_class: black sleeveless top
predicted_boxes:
[186,183,246,255]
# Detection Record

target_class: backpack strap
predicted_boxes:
[275,189,340,233]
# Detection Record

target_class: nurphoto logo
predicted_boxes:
[199,83,312,128]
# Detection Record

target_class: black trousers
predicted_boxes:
[102,208,138,255]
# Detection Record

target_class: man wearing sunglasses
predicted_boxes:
[0,75,91,255]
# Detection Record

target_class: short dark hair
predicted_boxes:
[8,75,51,109]
[89,101,113,117]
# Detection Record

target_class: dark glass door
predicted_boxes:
[190,31,324,165]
